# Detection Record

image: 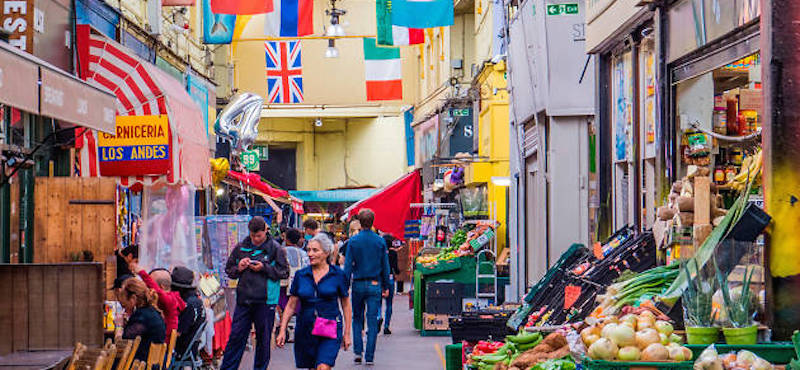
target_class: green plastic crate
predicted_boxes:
[583,358,693,370]
[414,270,423,330]
[686,343,796,364]
[417,257,463,276]
[446,343,463,370]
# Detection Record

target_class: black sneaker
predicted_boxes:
[377,318,383,333]
[354,356,362,364]
[383,328,392,335]
[366,360,375,365]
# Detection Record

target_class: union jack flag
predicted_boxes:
[265,40,303,103]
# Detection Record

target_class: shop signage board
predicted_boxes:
[40,66,117,133]
[543,0,594,116]
[240,149,260,171]
[1,0,34,52]
[98,115,171,176]
[0,44,39,113]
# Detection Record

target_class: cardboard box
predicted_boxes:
[422,313,450,331]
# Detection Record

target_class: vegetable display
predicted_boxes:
[467,332,578,370]
[416,225,495,266]
[694,345,774,370]
[595,264,680,315]
[582,311,691,362]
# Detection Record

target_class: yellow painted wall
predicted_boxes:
[468,62,510,251]
[256,116,407,190]
[230,0,419,106]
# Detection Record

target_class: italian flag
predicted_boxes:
[376,0,424,46]
[363,38,403,101]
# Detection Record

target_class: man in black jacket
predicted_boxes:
[220,216,289,370]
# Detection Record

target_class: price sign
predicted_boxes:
[240,149,260,171]
[564,285,582,309]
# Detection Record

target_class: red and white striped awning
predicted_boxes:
[75,26,210,189]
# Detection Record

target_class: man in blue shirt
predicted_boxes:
[344,209,390,365]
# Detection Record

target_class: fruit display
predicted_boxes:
[581,310,692,362]
[415,225,496,267]
[725,149,762,192]
[694,345,774,370]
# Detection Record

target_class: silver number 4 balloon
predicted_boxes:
[214,92,264,155]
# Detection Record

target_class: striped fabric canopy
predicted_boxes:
[76,27,210,188]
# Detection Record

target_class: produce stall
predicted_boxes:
[450,172,779,369]
[412,222,498,335]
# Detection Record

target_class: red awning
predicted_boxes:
[226,171,290,199]
[74,26,210,188]
[344,170,422,240]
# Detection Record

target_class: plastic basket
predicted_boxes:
[583,358,694,370]
[417,257,463,276]
[685,343,796,364]
[445,343,463,370]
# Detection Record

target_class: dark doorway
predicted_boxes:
[259,147,297,190]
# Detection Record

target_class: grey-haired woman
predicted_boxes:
[276,234,352,370]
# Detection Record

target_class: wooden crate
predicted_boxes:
[0,263,105,356]
[422,313,450,331]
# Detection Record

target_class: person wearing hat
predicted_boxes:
[171,266,206,359]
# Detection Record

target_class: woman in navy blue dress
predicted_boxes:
[277,234,352,369]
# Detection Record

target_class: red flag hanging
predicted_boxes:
[345,170,422,240]
[210,0,273,14]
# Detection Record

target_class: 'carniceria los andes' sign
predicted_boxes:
[98,115,171,176]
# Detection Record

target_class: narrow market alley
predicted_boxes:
[239,294,451,370]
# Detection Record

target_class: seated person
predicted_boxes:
[119,278,166,361]
[171,266,207,358]
[126,255,186,337]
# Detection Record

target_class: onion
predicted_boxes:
[639,310,656,320]
[660,333,669,345]
[620,314,638,329]
[601,323,618,339]
[637,317,655,331]
[582,326,600,344]
[668,345,687,361]
[682,347,693,361]
[618,346,641,361]
[641,343,669,361]
[669,333,683,344]
[607,324,636,347]
[635,328,661,350]
[655,321,674,336]
[588,338,618,360]
[585,333,601,346]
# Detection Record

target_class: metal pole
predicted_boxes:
[761,0,800,340]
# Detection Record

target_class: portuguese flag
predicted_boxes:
[376,0,424,46]
[363,38,403,101]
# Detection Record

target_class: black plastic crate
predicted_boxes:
[449,315,516,343]
[427,297,462,315]
[427,281,466,298]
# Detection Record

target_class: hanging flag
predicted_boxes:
[376,0,423,46]
[210,0,273,14]
[391,0,454,28]
[163,0,195,5]
[266,41,304,103]
[203,0,236,43]
[363,38,402,101]
[264,0,313,37]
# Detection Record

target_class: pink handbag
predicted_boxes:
[311,317,338,339]
[310,283,338,339]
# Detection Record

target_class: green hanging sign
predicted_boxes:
[240,149,260,171]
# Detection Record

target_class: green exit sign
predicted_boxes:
[452,108,470,117]
[240,149,260,171]
[547,3,578,15]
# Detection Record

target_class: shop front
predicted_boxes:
[0,39,117,263]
